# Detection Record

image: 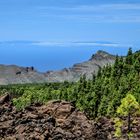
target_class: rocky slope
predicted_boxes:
[0,94,140,140]
[0,50,115,84]
[45,50,115,82]
[0,65,46,85]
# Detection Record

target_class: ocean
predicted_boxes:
[0,42,139,72]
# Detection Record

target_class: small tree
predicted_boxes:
[126,48,133,65]
[115,93,140,139]
[134,58,140,74]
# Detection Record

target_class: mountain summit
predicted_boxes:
[90,50,114,60]
[0,51,116,85]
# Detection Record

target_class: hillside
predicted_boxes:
[0,50,115,85]
[45,50,115,82]
[1,48,140,139]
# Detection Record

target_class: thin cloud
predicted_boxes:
[4,3,140,23]
[37,3,140,23]
[40,14,140,23]
[32,41,132,48]
[69,4,140,11]
[0,41,132,48]
[38,4,140,11]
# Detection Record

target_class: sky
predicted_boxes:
[0,0,140,46]
[0,0,140,71]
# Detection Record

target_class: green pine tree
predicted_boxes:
[115,93,140,139]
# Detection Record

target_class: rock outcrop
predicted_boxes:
[45,50,115,82]
[0,50,116,84]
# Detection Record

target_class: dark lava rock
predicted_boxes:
[0,94,140,140]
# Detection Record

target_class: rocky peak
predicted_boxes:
[90,50,114,61]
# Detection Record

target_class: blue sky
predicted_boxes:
[0,0,140,46]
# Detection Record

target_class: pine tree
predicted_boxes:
[126,48,133,65]
[134,58,140,74]
[118,56,124,77]
[115,93,140,139]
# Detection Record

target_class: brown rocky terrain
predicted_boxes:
[0,94,140,140]
[0,50,115,85]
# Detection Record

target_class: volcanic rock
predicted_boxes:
[1,94,139,140]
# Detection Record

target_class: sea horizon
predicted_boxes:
[0,40,139,72]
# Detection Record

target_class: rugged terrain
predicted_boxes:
[0,50,115,85]
[0,94,140,140]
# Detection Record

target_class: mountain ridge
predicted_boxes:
[0,50,116,85]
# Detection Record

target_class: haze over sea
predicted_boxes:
[0,41,139,72]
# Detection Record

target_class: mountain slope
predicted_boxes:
[0,50,116,85]
[45,50,115,82]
